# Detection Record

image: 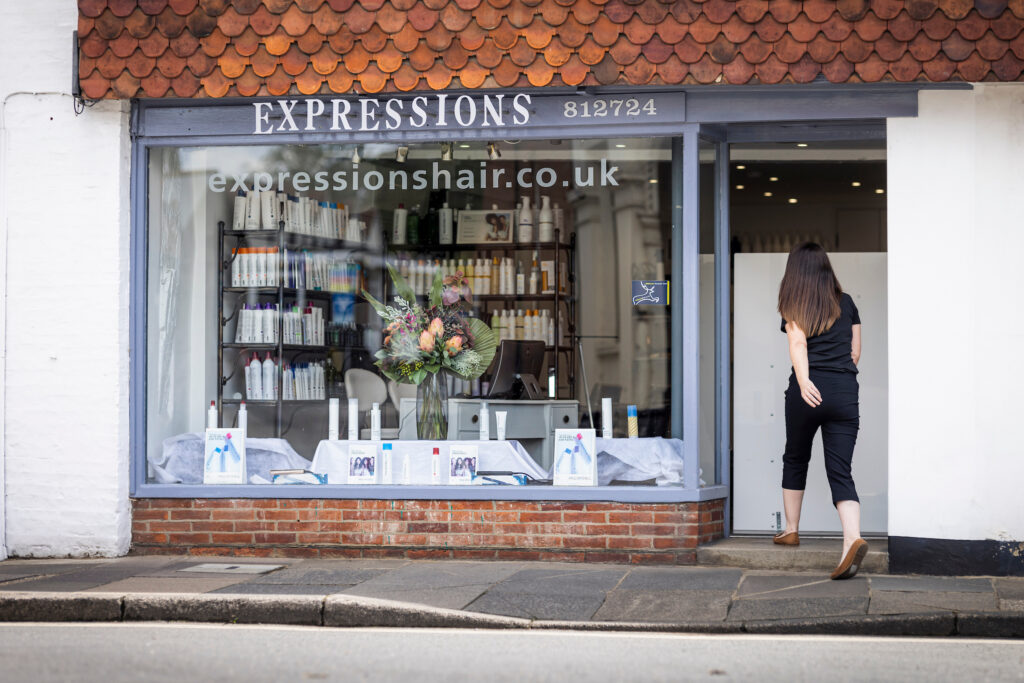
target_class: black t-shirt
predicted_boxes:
[780,292,861,374]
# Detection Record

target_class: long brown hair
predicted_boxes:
[778,242,842,337]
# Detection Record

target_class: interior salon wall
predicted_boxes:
[887,84,1024,543]
[0,0,132,556]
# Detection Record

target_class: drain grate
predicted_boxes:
[178,563,283,575]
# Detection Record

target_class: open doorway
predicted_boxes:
[726,140,888,535]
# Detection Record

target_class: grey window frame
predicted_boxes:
[130,83,942,502]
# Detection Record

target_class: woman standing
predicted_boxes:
[773,242,868,580]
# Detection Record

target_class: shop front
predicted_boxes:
[3,0,1023,574]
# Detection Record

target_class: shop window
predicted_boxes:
[144,137,679,490]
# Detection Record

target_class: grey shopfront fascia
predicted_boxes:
[129,83,941,511]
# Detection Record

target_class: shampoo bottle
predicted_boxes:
[328,398,339,441]
[250,353,263,400]
[439,202,454,244]
[392,203,407,244]
[431,447,441,484]
[538,196,554,242]
[262,352,276,400]
[479,401,490,440]
[370,402,381,441]
[238,401,247,433]
[518,197,533,243]
[207,400,218,429]
[382,442,393,484]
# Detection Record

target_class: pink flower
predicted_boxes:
[418,331,435,352]
[428,317,444,336]
[444,336,463,357]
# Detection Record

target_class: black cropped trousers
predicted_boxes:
[782,369,860,505]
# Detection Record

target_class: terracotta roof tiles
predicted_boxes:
[77,0,1024,98]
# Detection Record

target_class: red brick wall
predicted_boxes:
[132,498,725,565]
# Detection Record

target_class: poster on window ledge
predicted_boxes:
[348,444,378,484]
[456,210,514,244]
[449,445,478,485]
[553,429,597,486]
[204,429,247,484]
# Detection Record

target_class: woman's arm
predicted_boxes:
[786,321,822,407]
[851,324,862,366]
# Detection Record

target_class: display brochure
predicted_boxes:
[456,210,514,244]
[348,443,377,484]
[449,445,478,485]
[204,428,246,484]
[553,429,597,486]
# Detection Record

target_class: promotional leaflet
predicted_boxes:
[204,429,247,484]
[456,210,514,244]
[449,445,478,485]
[348,443,378,484]
[553,429,597,486]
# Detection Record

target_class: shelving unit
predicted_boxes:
[385,229,578,399]
[216,220,374,436]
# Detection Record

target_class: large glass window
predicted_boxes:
[145,136,677,489]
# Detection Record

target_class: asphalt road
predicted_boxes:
[2,623,1023,682]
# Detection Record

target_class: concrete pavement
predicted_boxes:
[0,555,1022,637]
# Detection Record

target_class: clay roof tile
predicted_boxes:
[820,13,853,41]
[169,29,200,56]
[138,30,170,57]
[735,0,768,23]
[310,42,339,73]
[802,0,835,22]
[655,13,687,42]
[265,65,294,94]
[508,35,537,65]
[232,0,263,16]
[325,65,355,91]
[674,33,704,62]
[852,12,886,41]
[623,54,656,83]
[168,0,199,15]
[475,38,503,67]
[81,31,109,59]
[407,3,440,31]
[942,30,975,59]
[957,50,990,78]
[558,14,589,47]
[109,32,139,58]
[422,21,453,49]
[80,70,111,99]
[126,49,158,77]
[739,33,772,62]
[392,62,421,89]
[539,1,570,25]
[201,68,232,96]
[408,40,437,70]
[124,8,157,38]
[1011,0,1024,17]
[670,0,701,22]
[360,24,389,51]
[170,68,201,96]
[991,11,1024,39]
[1011,30,1024,58]
[295,64,325,93]
[220,45,249,76]
[235,65,263,95]
[487,0,512,7]
[991,50,1024,77]
[474,2,502,28]
[787,13,820,43]
[579,36,607,64]
[559,54,590,84]
[690,53,722,82]
[202,27,230,56]
[440,3,473,31]
[976,30,1010,59]
[361,0,386,9]
[544,37,573,66]
[939,0,975,20]
[523,16,555,48]
[888,11,923,41]
[248,4,280,34]
[96,50,127,80]
[975,0,1009,19]
[836,0,869,21]
[235,26,262,54]
[297,27,325,53]
[635,0,669,23]
[592,54,623,84]
[525,57,557,85]
[754,14,786,41]
[188,48,218,76]
[572,0,602,25]
[609,34,643,64]
[342,4,376,33]
[706,33,737,63]
[421,59,452,88]
[155,49,186,77]
[458,58,488,87]
[822,53,855,80]
[841,33,873,62]
[392,23,421,51]
[281,4,313,35]
[854,52,889,79]
[280,42,310,74]
[789,53,822,81]
[295,0,325,9]
[250,44,278,76]
[908,32,941,59]
[722,53,755,82]
[442,40,470,69]
[80,0,106,19]
[139,70,172,96]
[955,10,991,40]
[491,55,521,85]
[139,0,170,13]
[922,9,956,39]
[774,33,807,63]
[702,0,735,23]
[909,0,940,21]
[423,0,447,9]
[642,34,675,63]
[624,14,657,44]
[885,51,921,80]
[453,0,481,8]
[688,14,722,43]
[657,53,689,83]
[95,10,125,40]
[218,6,248,36]
[875,31,908,60]
[79,14,96,39]
[869,0,903,20]
[767,0,801,23]
[506,1,537,28]
[603,0,635,23]
[456,20,487,49]
[186,8,219,36]
[264,28,295,55]
[591,14,623,45]
[311,4,343,33]
[807,33,840,62]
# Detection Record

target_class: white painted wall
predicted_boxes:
[1,1,132,556]
[888,84,1024,543]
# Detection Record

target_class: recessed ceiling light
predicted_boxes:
[851,181,861,187]
[735,184,744,190]
[875,188,885,194]
[763,191,773,197]
[788,198,798,204]
[615,144,627,148]
[649,179,658,184]
[459,143,471,149]
[769,176,779,182]
[797,143,808,148]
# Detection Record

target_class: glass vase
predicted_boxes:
[416,371,449,440]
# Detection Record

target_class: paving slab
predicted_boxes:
[141,558,302,578]
[465,591,607,621]
[343,561,523,592]
[617,567,742,592]
[86,577,249,594]
[0,562,96,579]
[344,584,493,610]
[593,589,732,623]
[727,596,869,622]
[212,584,353,595]
[994,578,1024,600]
[697,537,889,573]
[324,594,528,629]
[869,590,999,614]
[737,573,868,598]
[870,576,994,593]
[0,557,180,592]
[485,567,628,596]
[246,567,389,586]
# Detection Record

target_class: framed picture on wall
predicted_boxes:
[456,210,514,244]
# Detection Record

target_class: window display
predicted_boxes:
[145,137,677,489]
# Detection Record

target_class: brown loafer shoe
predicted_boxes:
[773,530,800,546]
[831,538,868,580]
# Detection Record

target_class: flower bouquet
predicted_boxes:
[364,265,498,439]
